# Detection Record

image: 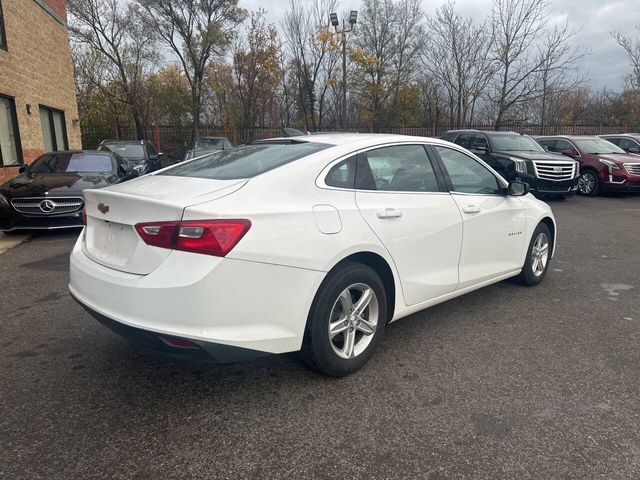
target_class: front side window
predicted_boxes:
[434,146,502,195]
[161,142,329,180]
[0,95,22,166]
[29,152,113,173]
[355,145,440,192]
[618,138,640,152]
[471,134,489,150]
[554,139,578,155]
[453,133,474,149]
[39,106,68,152]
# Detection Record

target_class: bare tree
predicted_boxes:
[489,0,551,128]
[282,0,340,130]
[351,0,424,129]
[612,25,640,89]
[135,0,246,139]
[536,23,589,133]
[68,0,156,137]
[423,1,494,128]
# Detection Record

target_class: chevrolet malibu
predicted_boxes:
[70,134,556,376]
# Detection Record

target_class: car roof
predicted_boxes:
[599,133,640,138]
[261,133,451,147]
[196,136,229,140]
[445,129,520,135]
[537,135,602,141]
[100,139,148,145]
[42,150,112,155]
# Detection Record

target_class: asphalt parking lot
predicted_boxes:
[1,194,639,479]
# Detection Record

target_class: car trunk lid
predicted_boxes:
[82,175,247,274]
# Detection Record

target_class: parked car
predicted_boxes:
[70,133,556,376]
[442,130,579,198]
[598,133,640,155]
[537,135,640,195]
[0,150,137,232]
[98,139,163,174]
[183,137,233,161]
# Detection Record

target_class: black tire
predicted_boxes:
[515,223,552,286]
[577,170,599,196]
[301,262,387,377]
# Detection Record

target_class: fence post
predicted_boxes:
[368,119,373,133]
[572,122,576,135]
[624,122,628,133]
[232,126,237,146]
[154,125,160,152]
[431,121,436,137]
[114,124,119,141]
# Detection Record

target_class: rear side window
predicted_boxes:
[326,156,356,188]
[161,142,329,180]
[355,145,440,192]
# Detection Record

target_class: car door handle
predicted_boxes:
[462,205,481,214]
[377,208,403,219]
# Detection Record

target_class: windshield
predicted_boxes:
[161,142,329,180]
[574,138,625,155]
[103,144,145,159]
[194,138,228,151]
[490,135,545,152]
[29,152,113,173]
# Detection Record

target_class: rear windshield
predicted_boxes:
[161,142,329,180]
[102,144,145,159]
[29,153,113,173]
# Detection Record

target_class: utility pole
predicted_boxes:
[330,11,358,131]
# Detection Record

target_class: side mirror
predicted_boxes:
[561,149,576,157]
[158,152,164,158]
[508,181,529,196]
[18,165,27,174]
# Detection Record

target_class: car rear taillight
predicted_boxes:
[134,219,251,257]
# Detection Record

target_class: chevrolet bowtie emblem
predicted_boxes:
[97,203,109,214]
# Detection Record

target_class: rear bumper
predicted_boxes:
[72,296,270,363]
[69,233,324,357]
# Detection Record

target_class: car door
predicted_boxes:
[432,145,527,289]
[354,144,463,306]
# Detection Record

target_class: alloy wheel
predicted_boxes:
[531,232,549,277]
[328,283,379,359]
[577,172,595,195]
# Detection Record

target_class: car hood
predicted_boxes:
[0,172,115,199]
[497,151,572,161]
[598,153,640,165]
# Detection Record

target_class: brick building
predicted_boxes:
[0,0,80,183]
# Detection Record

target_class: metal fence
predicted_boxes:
[81,122,636,164]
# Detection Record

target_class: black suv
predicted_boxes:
[599,134,640,155]
[98,140,163,174]
[442,130,580,197]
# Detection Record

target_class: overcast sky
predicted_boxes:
[238,0,638,91]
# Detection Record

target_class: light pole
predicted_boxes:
[330,10,357,131]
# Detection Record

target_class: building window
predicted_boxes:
[39,106,68,152]
[0,0,6,51]
[0,95,23,166]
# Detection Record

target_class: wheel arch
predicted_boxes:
[312,251,398,326]
[540,216,557,256]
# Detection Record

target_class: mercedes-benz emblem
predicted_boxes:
[39,199,55,213]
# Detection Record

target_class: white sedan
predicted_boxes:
[69,134,556,376]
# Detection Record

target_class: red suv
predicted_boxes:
[537,136,640,195]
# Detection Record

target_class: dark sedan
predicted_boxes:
[0,150,137,232]
[98,140,163,174]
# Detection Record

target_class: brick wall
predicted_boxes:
[0,0,80,183]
